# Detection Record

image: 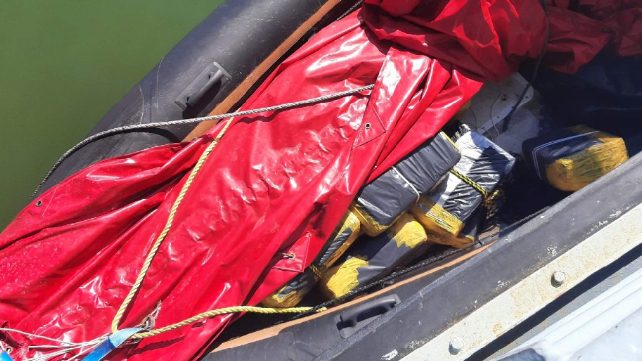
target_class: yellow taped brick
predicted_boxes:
[319,256,369,300]
[261,269,320,308]
[427,229,476,249]
[319,214,430,300]
[389,213,428,249]
[410,196,464,238]
[350,202,391,237]
[545,126,628,192]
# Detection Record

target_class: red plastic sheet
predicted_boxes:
[0,1,639,360]
[544,7,612,74]
[547,0,642,57]
[608,1,642,56]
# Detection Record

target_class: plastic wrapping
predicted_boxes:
[411,130,514,245]
[261,269,319,309]
[262,211,360,308]
[350,132,460,236]
[428,209,483,249]
[459,73,535,139]
[523,125,629,192]
[319,213,429,299]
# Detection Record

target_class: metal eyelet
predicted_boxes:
[36,200,43,207]
[364,123,372,130]
[282,252,296,260]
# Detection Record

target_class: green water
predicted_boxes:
[0,1,224,229]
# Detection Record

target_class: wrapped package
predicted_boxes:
[262,211,360,308]
[523,125,628,192]
[411,130,514,245]
[319,213,429,300]
[427,209,483,249]
[350,132,460,237]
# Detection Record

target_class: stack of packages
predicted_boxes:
[265,128,515,304]
[320,213,429,299]
[411,127,515,248]
[350,132,461,236]
[318,132,460,299]
[522,125,628,192]
[263,132,459,306]
[319,127,515,298]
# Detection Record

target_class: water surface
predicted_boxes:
[0,1,224,228]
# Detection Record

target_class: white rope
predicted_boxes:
[488,82,504,140]
[0,329,79,347]
[23,338,106,361]
[0,328,107,361]
[25,340,103,361]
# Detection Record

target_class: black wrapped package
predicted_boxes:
[262,211,360,307]
[411,129,514,247]
[427,208,483,248]
[350,132,460,236]
[319,213,430,299]
[522,125,628,192]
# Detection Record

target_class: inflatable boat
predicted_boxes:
[3,1,642,360]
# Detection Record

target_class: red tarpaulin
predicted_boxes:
[547,0,642,57]
[1,1,640,360]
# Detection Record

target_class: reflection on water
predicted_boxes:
[0,1,224,228]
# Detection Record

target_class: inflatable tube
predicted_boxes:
[37,0,356,195]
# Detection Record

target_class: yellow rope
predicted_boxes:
[449,169,488,199]
[110,86,373,340]
[309,264,323,280]
[129,306,325,340]
[449,168,503,212]
[108,123,493,340]
[110,117,327,341]
[111,118,234,334]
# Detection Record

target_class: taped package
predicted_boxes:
[262,211,361,308]
[350,132,460,237]
[411,130,514,246]
[319,213,429,300]
[522,125,628,192]
[427,209,483,249]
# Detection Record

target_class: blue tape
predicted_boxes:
[0,351,13,361]
[82,328,142,361]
